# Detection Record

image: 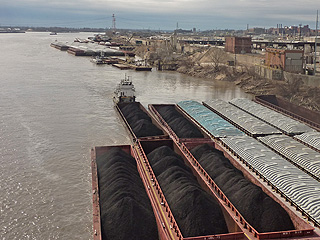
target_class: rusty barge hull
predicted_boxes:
[91,145,169,240]
[147,103,317,239]
[91,141,245,240]
[91,99,320,240]
[135,138,245,240]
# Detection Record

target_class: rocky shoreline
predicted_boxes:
[177,63,320,112]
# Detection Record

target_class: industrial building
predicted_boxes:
[265,47,304,74]
[225,36,252,54]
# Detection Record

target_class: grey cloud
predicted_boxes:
[0,0,319,29]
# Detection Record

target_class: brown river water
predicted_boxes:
[0,32,250,239]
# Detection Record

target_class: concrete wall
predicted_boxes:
[254,65,320,87]
[255,65,283,80]
[225,52,264,66]
[227,51,320,87]
[284,72,320,87]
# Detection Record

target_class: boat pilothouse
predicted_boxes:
[113,75,136,104]
[90,51,106,65]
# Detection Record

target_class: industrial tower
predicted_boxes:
[112,14,116,33]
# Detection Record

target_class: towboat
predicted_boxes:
[113,75,136,104]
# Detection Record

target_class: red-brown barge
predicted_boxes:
[91,99,320,240]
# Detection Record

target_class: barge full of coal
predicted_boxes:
[91,97,320,240]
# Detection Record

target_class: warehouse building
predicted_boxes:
[225,36,252,54]
[265,47,304,74]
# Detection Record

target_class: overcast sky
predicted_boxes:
[1,0,319,30]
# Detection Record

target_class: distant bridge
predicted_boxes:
[179,39,319,50]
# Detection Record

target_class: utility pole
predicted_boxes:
[315,10,318,75]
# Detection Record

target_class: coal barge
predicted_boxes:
[91,85,320,239]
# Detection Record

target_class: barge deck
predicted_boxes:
[91,97,320,240]
[148,102,319,239]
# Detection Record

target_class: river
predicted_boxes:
[0,32,249,239]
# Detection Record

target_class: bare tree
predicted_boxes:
[207,47,229,71]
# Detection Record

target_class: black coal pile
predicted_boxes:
[190,144,295,233]
[96,148,158,240]
[156,105,203,138]
[147,145,228,237]
[119,102,163,138]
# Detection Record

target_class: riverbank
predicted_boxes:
[132,39,320,111]
[177,62,320,112]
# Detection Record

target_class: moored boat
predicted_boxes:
[133,59,152,71]
[134,65,152,71]
[90,56,105,64]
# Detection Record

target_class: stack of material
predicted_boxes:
[156,105,203,138]
[190,144,295,233]
[120,103,163,137]
[96,148,158,240]
[147,146,228,237]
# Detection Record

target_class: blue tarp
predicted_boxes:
[178,100,244,138]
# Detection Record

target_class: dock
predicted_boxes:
[112,63,132,70]
[50,41,133,57]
